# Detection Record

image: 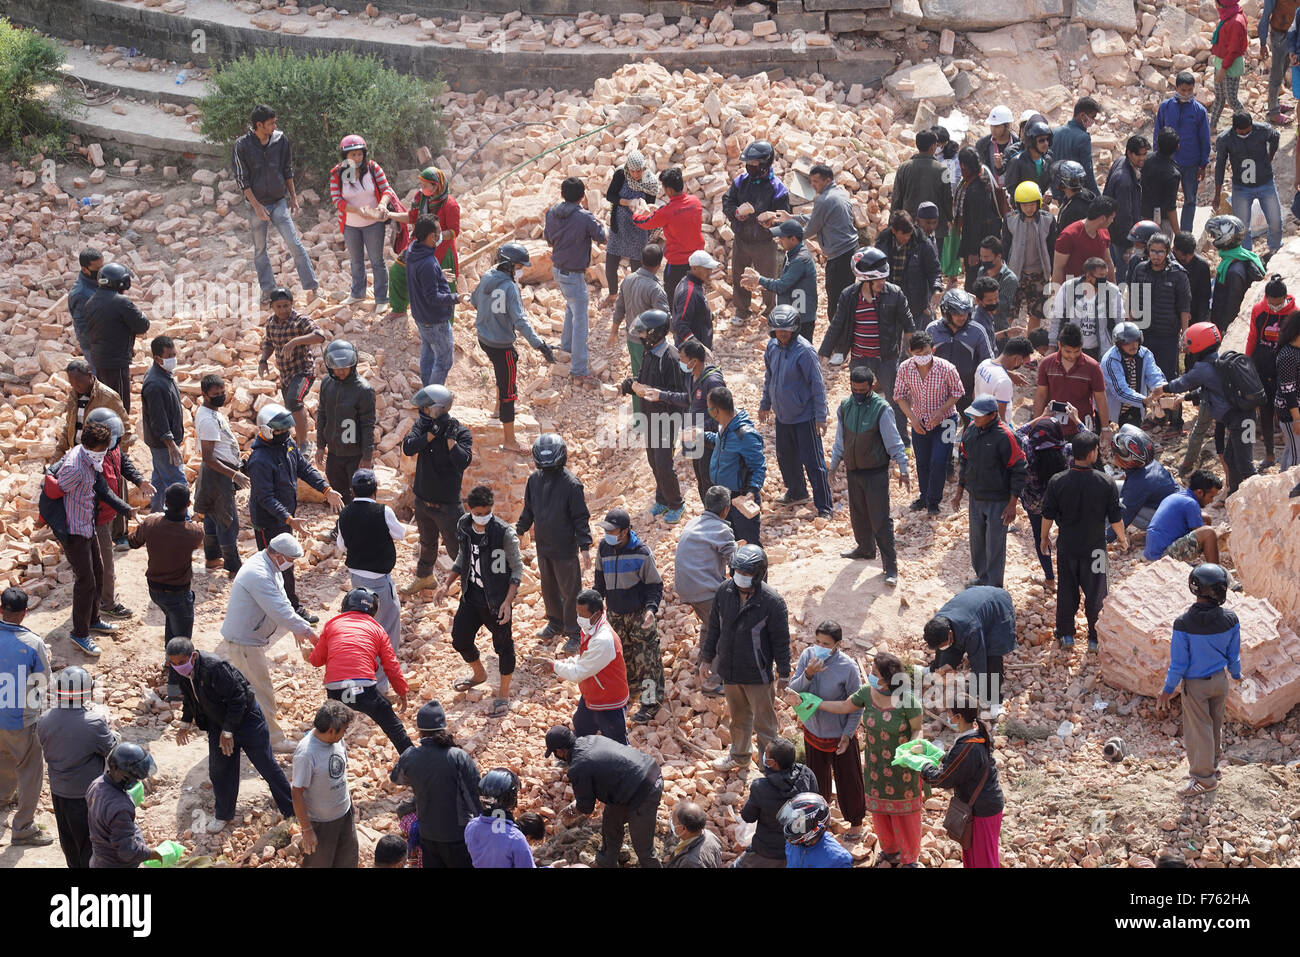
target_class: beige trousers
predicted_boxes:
[216,640,285,745]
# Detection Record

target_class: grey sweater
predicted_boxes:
[672,511,736,603]
[612,267,669,341]
[788,648,864,740]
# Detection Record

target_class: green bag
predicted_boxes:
[794,692,823,723]
[128,781,144,807]
[941,228,963,278]
[143,840,187,868]
[890,737,945,773]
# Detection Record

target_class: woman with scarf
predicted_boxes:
[387,166,462,320]
[328,135,397,311]
[1246,274,1295,468]
[1015,412,1075,586]
[955,148,1005,294]
[1210,0,1249,129]
[603,150,660,303]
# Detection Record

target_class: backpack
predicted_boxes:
[1214,350,1267,412]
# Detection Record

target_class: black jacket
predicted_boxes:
[975,133,1019,193]
[171,651,256,735]
[567,735,661,813]
[820,280,915,362]
[740,763,819,859]
[231,129,295,205]
[1056,188,1097,232]
[958,175,1006,259]
[1184,253,1213,327]
[84,289,150,370]
[403,412,472,505]
[623,339,687,419]
[390,739,481,842]
[449,513,521,612]
[672,274,713,349]
[317,369,376,459]
[701,579,791,686]
[873,229,941,321]
[662,364,725,431]
[140,364,183,449]
[246,434,327,528]
[722,171,791,245]
[516,467,592,558]
[958,417,1028,502]
[1210,256,1266,333]
[1004,149,1055,204]
[921,730,1005,817]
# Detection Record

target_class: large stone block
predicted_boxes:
[1226,466,1300,628]
[966,24,1042,58]
[883,61,955,107]
[919,0,1064,31]
[1073,0,1138,34]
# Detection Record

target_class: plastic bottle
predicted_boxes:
[175,72,187,85]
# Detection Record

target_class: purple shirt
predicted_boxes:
[57,446,99,538]
[464,815,535,868]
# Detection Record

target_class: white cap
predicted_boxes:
[689,249,721,269]
[985,105,1013,126]
[1019,109,1039,125]
[268,532,304,559]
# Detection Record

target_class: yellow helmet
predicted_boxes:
[1013,181,1043,205]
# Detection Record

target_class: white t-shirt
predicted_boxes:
[973,358,1014,422]
[341,174,380,229]
[291,731,350,824]
[194,405,241,469]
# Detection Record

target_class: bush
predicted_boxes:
[0,18,70,158]
[200,49,446,188]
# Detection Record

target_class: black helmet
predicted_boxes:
[1126,220,1161,246]
[97,262,132,292]
[412,384,454,415]
[1111,424,1156,466]
[741,140,775,169]
[85,407,124,450]
[478,767,520,813]
[1205,214,1247,251]
[1188,563,1229,606]
[778,791,830,847]
[939,288,976,319]
[729,543,768,582]
[498,242,532,267]
[532,432,567,469]
[106,742,157,789]
[633,308,669,346]
[1055,160,1087,190]
[323,339,358,370]
[1112,321,1142,345]
[852,246,889,280]
[1025,120,1053,144]
[54,666,95,705]
[341,587,379,616]
[767,304,800,331]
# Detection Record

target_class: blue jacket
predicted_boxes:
[786,832,853,868]
[1163,602,1242,694]
[927,317,993,393]
[1153,96,1212,169]
[472,267,546,351]
[543,201,606,272]
[1100,344,1167,425]
[594,530,663,615]
[246,434,328,528]
[1052,119,1098,195]
[758,243,818,327]
[1120,460,1179,528]
[69,272,98,358]
[929,586,1017,680]
[408,240,456,326]
[760,335,827,424]
[1167,349,1231,421]
[706,410,766,494]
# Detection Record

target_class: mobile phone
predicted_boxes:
[1050,400,1068,414]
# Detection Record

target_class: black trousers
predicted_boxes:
[538,554,582,639]
[53,794,92,868]
[254,523,299,609]
[1216,412,1257,493]
[481,342,519,424]
[327,685,413,753]
[413,498,462,577]
[420,836,473,868]
[451,595,515,675]
[690,444,715,504]
[646,437,683,509]
[665,263,689,306]
[597,778,663,868]
[97,366,132,414]
[208,706,295,821]
[324,452,362,505]
[1055,550,1108,639]
[825,250,855,327]
[846,467,897,573]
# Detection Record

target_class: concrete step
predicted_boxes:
[59,96,223,159]
[59,42,209,107]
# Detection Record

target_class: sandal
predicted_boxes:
[1178,779,1218,798]
[487,697,510,718]
[453,675,485,693]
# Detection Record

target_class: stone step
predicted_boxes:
[58,41,209,108]
[52,94,224,159]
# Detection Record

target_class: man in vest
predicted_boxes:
[827,366,911,584]
[535,589,630,745]
[335,469,407,686]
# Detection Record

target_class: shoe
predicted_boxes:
[841,548,875,560]
[560,635,581,656]
[89,620,119,635]
[113,536,130,552]
[1058,634,1076,649]
[536,622,561,641]
[883,572,899,586]
[711,754,744,772]
[730,314,748,327]
[1267,112,1286,125]
[776,492,811,506]
[702,682,726,698]
[1178,778,1218,798]
[400,574,437,596]
[206,817,230,834]
[817,509,833,520]
[649,502,670,517]
[206,557,226,570]
[99,602,133,620]
[272,740,297,755]
[295,607,320,625]
[70,635,102,656]
[631,704,660,724]
[664,505,685,524]
[926,505,941,516]
[343,295,366,305]
[10,826,54,847]
[908,497,926,512]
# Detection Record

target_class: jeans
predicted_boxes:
[248,197,317,293]
[417,321,454,386]
[149,446,187,513]
[912,419,955,507]
[554,267,590,375]
[1268,28,1291,113]
[207,705,295,822]
[573,698,628,744]
[968,497,1009,587]
[327,685,413,753]
[148,587,195,643]
[1177,163,1201,233]
[773,419,832,513]
[1230,182,1283,254]
[344,221,388,302]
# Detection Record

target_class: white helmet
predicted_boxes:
[256,403,295,440]
[985,105,1014,126]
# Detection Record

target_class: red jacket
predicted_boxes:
[95,448,124,527]
[309,611,408,696]
[1246,296,1294,357]
[552,616,629,711]
[633,193,704,266]
[328,160,397,235]
[1211,5,1248,61]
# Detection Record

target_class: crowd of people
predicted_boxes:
[5,30,1300,868]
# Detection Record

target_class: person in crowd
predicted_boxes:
[747,220,818,344]
[83,262,148,415]
[1101,136,1148,272]
[374,833,409,868]
[85,743,163,868]
[1274,308,1300,468]
[0,587,53,847]
[778,162,860,318]
[1052,97,1102,196]
[407,215,460,387]
[1121,220,1162,287]
[922,587,1017,717]
[1003,182,1058,333]
[954,397,1027,589]
[735,737,818,868]
[1101,323,1168,430]
[760,305,831,518]
[892,129,954,245]
[1015,414,1073,585]
[258,288,324,450]
[1141,128,1184,238]
[1157,564,1241,798]
[537,590,629,743]
[315,339,375,507]
[1246,274,1294,467]
[927,288,993,419]
[622,309,688,524]
[632,167,705,304]
[54,359,128,462]
[974,336,1034,423]
[544,176,607,381]
[328,134,394,310]
[672,249,721,349]
[1261,0,1299,123]
[37,666,117,865]
[81,409,149,627]
[292,700,359,868]
[1052,197,1118,288]
[69,248,104,369]
[895,330,965,518]
[976,105,1019,200]
[389,701,480,868]
[874,211,942,327]
[401,385,472,595]
[388,166,461,319]
[779,791,853,868]
[1174,228,1218,475]
[435,484,523,719]
[465,768,535,868]
[673,338,726,502]
[1213,111,1283,258]
[1208,212,1268,335]
[664,801,722,868]
[976,237,1021,341]
[701,545,790,773]
[1155,72,1213,233]
[829,365,909,581]
[609,244,669,421]
[336,469,406,668]
[604,150,659,300]
[1005,120,1055,203]
[702,386,766,544]
[786,621,865,832]
[594,509,665,724]
[723,141,791,324]
[1143,469,1225,564]
[1110,425,1179,536]
[1054,160,1097,231]
[230,104,317,301]
[956,149,1008,292]
[1210,0,1251,129]
[673,485,736,696]
[544,724,663,868]
[194,374,249,575]
[167,636,296,832]
[1128,234,1191,429]
[1049,257,1122,361]
[1034,322,1109,437]
[139,335,186,513]
[919,695,1005,867]
[472,243,557,453]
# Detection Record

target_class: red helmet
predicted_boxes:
[339,134,367,155]
[1184,322,1221,356]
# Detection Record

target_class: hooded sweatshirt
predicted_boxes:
[543,201,607,272]
[1212,0,1250,69]
[740,762,819,859]
[1247,295,1295,378]
[407,239,457,327]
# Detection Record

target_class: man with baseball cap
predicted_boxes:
[744,220,818,344]
[954,395,1027,588]
[545,724,663,868]
[672,249,721,348]
[976,105,1018,196]
[594,509,665,724]
[390,701,481,868]
[217,531,318,753]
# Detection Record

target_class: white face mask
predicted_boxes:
[85,448,107,471]
[914,355,933,367]
[471,512,492,526]
[162,356,178,372]
[576,614,594,633]
[733,573,753,589]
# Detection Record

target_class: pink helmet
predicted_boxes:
[339,134,367,155]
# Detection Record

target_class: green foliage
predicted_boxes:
[200,49,446,185]
[0,18,69,158]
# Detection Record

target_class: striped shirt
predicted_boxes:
[894,355,965,428]
[57,445,100,538]
[851,294,881,358]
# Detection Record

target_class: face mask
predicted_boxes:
[576,614,594,633]
[207,393,226,408]
[162,357,178,372]
[603,533,621,546]
[85,449,107,471]
[172,657,195,677]
[471,512,492,526]
[733,573,753,589]
[868,674,881,691]
[87,268,100,283]
[811,646,833,661]
[852,391,869,404]
[1177,92,1192,103]
[270,431,289,445]
[914,355,933,367]
[679,361,692,374]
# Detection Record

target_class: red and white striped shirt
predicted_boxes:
[893,356,965,428]
[56,446,100,538]
[851,293,881,359]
